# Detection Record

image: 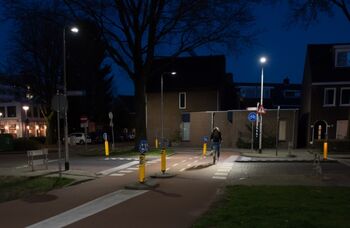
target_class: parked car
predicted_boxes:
[67,133,92,145]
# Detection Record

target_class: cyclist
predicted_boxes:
[210,127,222,160]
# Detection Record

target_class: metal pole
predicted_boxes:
[63,27,70,170]
[111,123,115,151]
[276,106,280,156]
[259,67,264,153]
[161,74,164,149]
[251,121,254,152]
[56,91,62,178]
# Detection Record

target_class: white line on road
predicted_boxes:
[119,170,133,173]
[110,173,125,176]
[181,160,187,163]
[127,167,138,170]
[179,168,186,172]
[96,161,139,176]
[26,189,147,228]
[214,172,229,176]
[172,163,178,167]
[212,176,227,180]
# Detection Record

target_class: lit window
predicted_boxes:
[335,49,350,67]
[340,88,350,106]
[179,92,186,109]
[324,88,336,106]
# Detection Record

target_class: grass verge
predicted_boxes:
[193,185,350,228]
[0,176,74,203]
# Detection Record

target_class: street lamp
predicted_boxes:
[63,26,79,171]
[258,56,267,153]
[22,105,29,138]
[160,71,176,174]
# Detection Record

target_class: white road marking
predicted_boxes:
[119,170,133,173]
[214,172,229,176]
[127,167,138,170]
[194,156,199,159]
[166,168,170,171]
[194,160,198,163]
[96,161,139,176]
[181,160,187,163]
[15,165,28,169]
[187,164,192,167]
[172,163,178,167]
[179,168,186,172]
[26,189,147,228]
[217,168,231,172]
[212,176,227,180]
[110,173,125,176]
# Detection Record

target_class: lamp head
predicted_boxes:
[260,57,267,64]
[170,71,177,75]
[70,27,79,33]
[22,105,29,111]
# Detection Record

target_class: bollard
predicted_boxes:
[105,140,109,156]
[139,154,146,183]
[155,138,158,149]
[202,143,207,157]
[323,142,328,160]
[161,148,166,173]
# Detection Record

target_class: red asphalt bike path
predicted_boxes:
[0,151,238,228]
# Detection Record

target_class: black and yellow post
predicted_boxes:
[161,148,166,173]
[155,138,159,149]
[139,153,146,183]
[323,142,328,160]
[202,143,207,157]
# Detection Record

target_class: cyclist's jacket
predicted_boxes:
[210,130,222,143]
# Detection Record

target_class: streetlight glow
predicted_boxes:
[22,105,29,111]
[260,57,267,64]
[170,72,177,75]
[70,27,79,33]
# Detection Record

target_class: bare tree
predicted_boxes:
[65,0,260,145]
[288,0,350,27]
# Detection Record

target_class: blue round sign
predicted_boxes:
[248,112,257,122]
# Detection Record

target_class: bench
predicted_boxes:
[27,149,48,171]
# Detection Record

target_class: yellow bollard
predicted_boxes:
[155,138,158,149]
[139,154,145,183]
[161,149,166,173]
[323,142,328,160]
[202,143,207,157]
[105,140,109,156]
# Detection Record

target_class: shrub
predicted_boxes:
[13,138,41,151]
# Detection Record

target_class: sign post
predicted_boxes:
[103,133,109,157]
[80,116,88,154]
[248,112,257,152]
[108,112,115,151]
[138,140,149,183]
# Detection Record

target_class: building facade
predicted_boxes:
[300,43,350,146]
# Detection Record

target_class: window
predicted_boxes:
[0,106,5,117]
[335,49,350,67]
[179,92,186,109]
[279,120,287,141]
[340,88,350,106]
[240,87,257,98]
[324,88,336,106]
[7,106,16,117]
[336,120,348,139]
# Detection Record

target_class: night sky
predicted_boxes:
[1,2,350,95]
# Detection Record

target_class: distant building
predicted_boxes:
[236,77,302,109]
[146,55,235,144]
[300,43,350,146]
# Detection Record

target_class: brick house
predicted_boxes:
[146,55,234,145]
[300,43,350,146]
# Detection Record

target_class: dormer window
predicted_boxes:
[335,48,350,67]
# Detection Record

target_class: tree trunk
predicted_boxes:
[45,113,55,144]
[134,75,147,148]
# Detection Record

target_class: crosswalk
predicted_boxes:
[106,155,236,180]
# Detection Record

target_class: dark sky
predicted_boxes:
[1,3,350,95]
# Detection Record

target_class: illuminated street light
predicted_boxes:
[22,105,29,138]
[63,25,79,171]
[258,56,267,153]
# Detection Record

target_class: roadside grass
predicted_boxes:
[193,185,350,228]
[0,176,74,203]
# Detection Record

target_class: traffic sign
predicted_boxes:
[257,105,266,114]
[247,112,257,122]
[51,95,67,112]
[108,112,113,119]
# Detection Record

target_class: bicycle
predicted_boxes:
[211,142,219,164]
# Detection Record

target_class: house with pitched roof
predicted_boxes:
[300,43,350,146]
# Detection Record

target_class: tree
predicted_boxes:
[287,0,350,27]
[65,0,260,145]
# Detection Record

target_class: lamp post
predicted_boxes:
[258,56,267,153]
[22,105,29,138]
[63,26,79,171]
[160,71,176,174]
